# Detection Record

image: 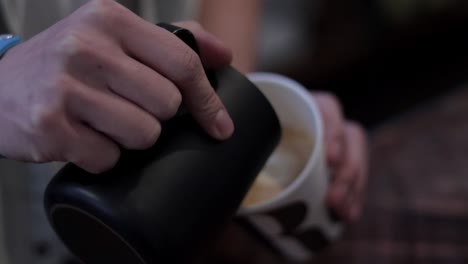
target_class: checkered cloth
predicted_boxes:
[313,87,468,264]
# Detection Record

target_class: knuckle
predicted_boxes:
[55,31,90,60]
[85,0,116,19]
[84,0,129,29]
[175,48,203,85]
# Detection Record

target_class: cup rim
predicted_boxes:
[238,72,325,215]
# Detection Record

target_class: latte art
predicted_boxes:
[242,128,314,207]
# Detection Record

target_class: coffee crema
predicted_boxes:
[242,128,314,207]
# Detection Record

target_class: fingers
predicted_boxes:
[326,121,368,222]
[62,39,183,121]
[110,15,234,139]
[78,1,233,139]
[346,122,369,220]
[313,92,369,222]
[105,53,182,120]
[68,79,162,150]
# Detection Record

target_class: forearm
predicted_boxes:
[198,0,262,73]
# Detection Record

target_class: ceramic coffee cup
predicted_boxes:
[237,73,343,262]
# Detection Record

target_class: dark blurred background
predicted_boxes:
[2,1,468,263]
[239,1,468,263]
[258,0,468,128]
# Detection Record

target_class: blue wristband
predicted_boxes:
[0,34,21,57]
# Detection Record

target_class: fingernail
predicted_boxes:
[214,109,234,139]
